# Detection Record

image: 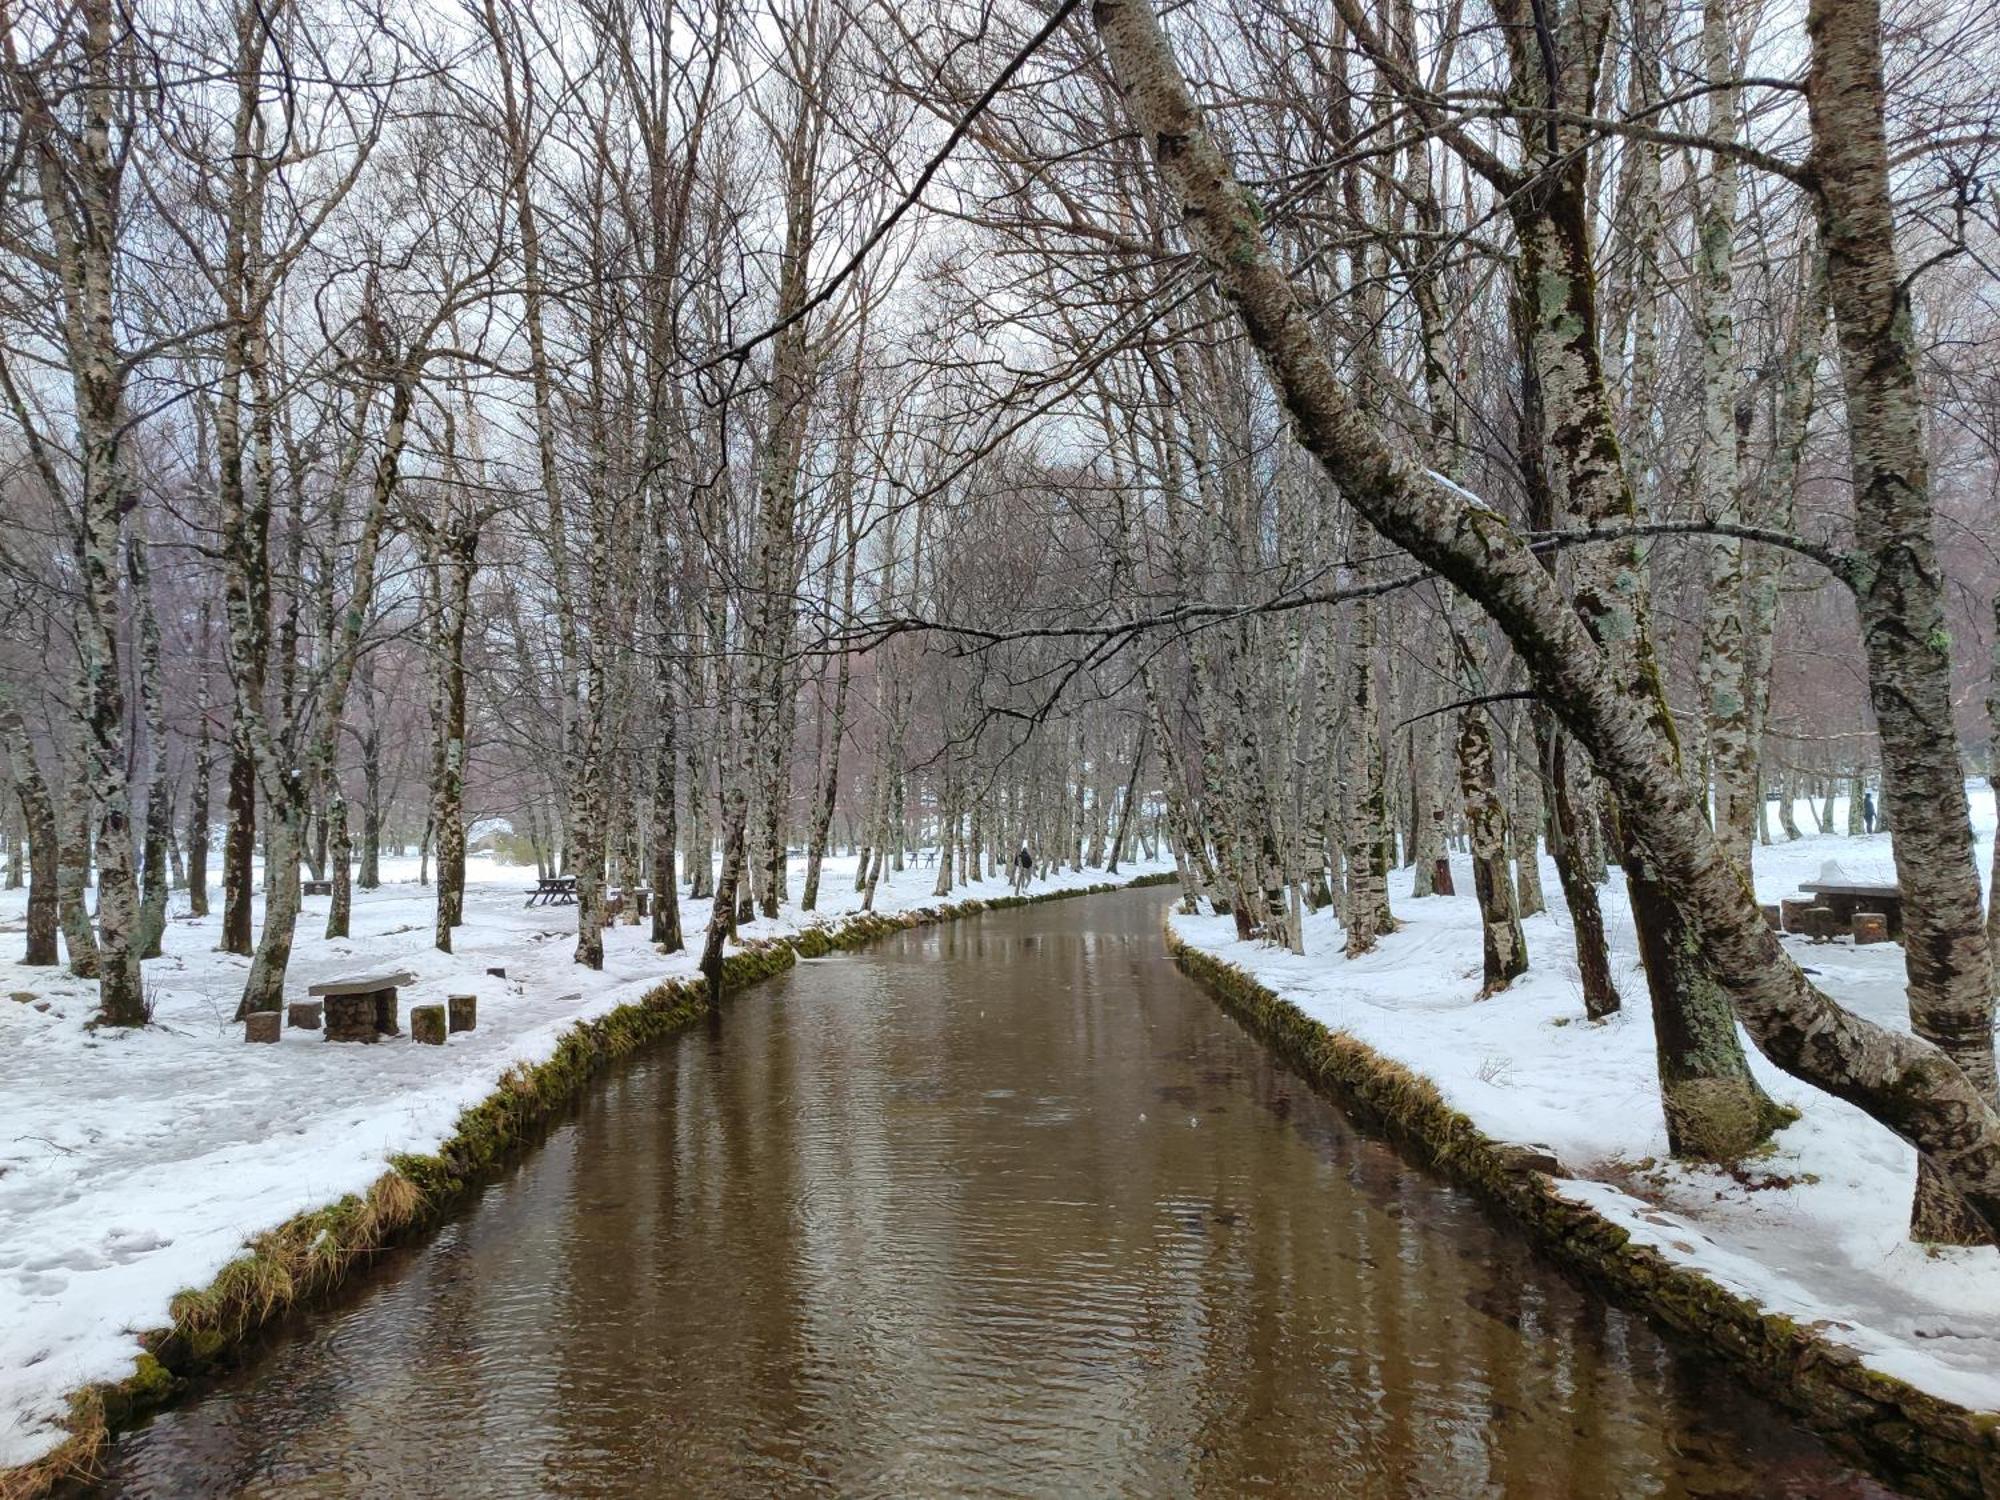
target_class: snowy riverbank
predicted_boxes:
[1170,786,2000,1418]
[0,850,1172,1472]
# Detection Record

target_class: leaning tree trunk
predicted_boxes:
[1093,0,2000,1244]
[237,781,302,1019]
[1489,9,1781,1159]
[0,686,61,965]
[1807,0,1999,1242]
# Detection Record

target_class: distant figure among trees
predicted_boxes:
[1862,791,1877,835]
[1011,842,1033,896]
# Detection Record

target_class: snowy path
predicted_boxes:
[0,850,1170,1470]
[1171,787,2000,1415]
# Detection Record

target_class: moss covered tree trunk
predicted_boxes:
[1488,0,1781,1158]
[1806,0,1999,1242]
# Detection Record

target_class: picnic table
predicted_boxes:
[526,875,579,907]
[308,969,415,1042]
[1799,879,1903,940]
[1785,859,1903,941]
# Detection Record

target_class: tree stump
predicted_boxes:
[287,1000,324,1031]
[1805,906,1840,942]
[1779,897,1817,934]
[410,1004,446,1045]
[634,889,650,918]
[245,1010,280,1044]
[448,994,476,1033]
[486,966,507,980]
[1852,911,1891,945]
[1760,903,1782,932]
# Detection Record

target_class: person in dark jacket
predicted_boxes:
[1011,841,1033,895]
[1863,789,1877,834]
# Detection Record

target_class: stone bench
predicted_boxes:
[307,970,416,1042]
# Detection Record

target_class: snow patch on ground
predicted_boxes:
[0,850,1169,1469]
[1172,786,2000,1414]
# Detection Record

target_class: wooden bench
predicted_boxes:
[525,875,578,907]
[301,878,333,897]
[308,970,416,1042]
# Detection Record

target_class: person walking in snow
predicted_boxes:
[1011,841,1033,895]
[1863,789,1877,834]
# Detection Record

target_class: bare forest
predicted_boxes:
[4,0,2000,1264]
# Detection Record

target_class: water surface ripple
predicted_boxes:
[105,889,1895,1498]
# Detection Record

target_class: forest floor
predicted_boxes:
[0,848,1172,1471]
[1172,785,2000,1418]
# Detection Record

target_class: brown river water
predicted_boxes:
[103,887,1896,1498]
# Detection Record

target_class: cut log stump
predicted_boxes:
[245,1011,280,1044]
[1805,906,1840,942]
[287,1000,324,1031]
[1779,897,1817,934]
[410,1004,446,1045]
[486,966,506,980]
[1761,903,1782,932]
[448,994,476,1033]
[1852,911,1891,945]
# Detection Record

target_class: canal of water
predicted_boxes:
[104,888,1894,1497]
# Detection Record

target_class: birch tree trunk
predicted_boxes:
[8,0,145,1021]
[1481,0,1782,1158]
[1988,589,1999,974]
[240,371,399,1013]
[1693,0,1757,870]
[127,533,171,960]
[1806,0,1999,1241]
[1343,594,1392,956]
[57,753,98,977]
[1459,706,1527,992]
[801,461,859,911]
[188,604,213,917]
[0,686,60,965]
[429,519,475,954]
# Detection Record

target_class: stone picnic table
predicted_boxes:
[307,970,417,1041]
[1780,861,1902,943]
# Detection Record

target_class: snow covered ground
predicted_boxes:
[0,848,1170,1471]
[1172,785,2000,1415]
